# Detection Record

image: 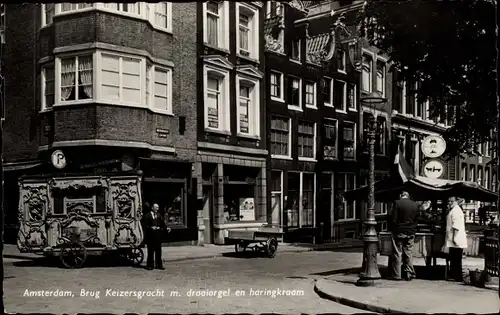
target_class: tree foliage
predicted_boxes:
[358,0,497,157]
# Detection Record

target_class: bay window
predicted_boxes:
[236,75,260,137]
[298,121,316,160]
[270,71,284,101]
[153,2,172,31]
[104,3,141,15]
[323,119,338,160]
[100,53,141,105]
[285,172,316,228]
[287,76,302,109]
[323,77,333,106]
[335,173,356,220]
[343,122,356,160]
[334,79,346,112]
[59,55,93,102]
[41,65,55,111]
[361,54,372,93]
[43,3,55,26]
[61,3,92,13]
[305,81,316,108]
[204,1,229,50]
[237,4,259,60]
[146,66,172,114]
[205,66,230,132]
[376,59,386,97]
[270,115,291,158]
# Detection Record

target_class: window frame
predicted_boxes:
[347,83,357,112]
[342,121,357,160]
[290,39,301,63]
[287,76,302,111]
[334,79,347,113]
[203,1,230,50]
[236,74,261,138]
[297,121,317,161]
[337,49,346,74]
[375,58,386,98]
[270,115,292,159]
[204,65,231,133]
[236,3,259,60]
[41,3,173,33]
[146,64,173,115]
[270,70,284,102]
[41,64,55,112]
[337,173,356,221]
[361,52,373,93]
[323,118,338,160]
[270,170,284,226]
[323,77,334,107]
[55,53,95,106]
[299,172,316,227]
[305,81,317,109]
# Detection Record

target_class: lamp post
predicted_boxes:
[356,91,387,287]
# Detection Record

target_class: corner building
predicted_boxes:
[2,3,200,244]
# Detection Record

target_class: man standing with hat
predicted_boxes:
[143,203,171,270]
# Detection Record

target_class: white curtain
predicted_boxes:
[60,59,75,101]
[78,56,93,99]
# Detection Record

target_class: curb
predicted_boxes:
[313,279,409,314]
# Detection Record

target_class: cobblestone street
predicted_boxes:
[4,250,366,314]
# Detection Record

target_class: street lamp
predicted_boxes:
[356,91,388,287]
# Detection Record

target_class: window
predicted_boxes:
[361,54,372,93]
[237,4,259,59]
[237,76,260,137]
[287,76,302,109]
[59,55,93,102]
[270,116,291,157]
[100,53,141,105]
[148,66,172,113]
[323,77,333,106]
[485,140,490,157]
[104,3,141,15]
[305,81,316,108]
[375,117,387,155]
[291,39,301,62]
[376,60,385,97]
[337,50,346,73]
[266,1,284,18]
[153,2,172,32]
[334,80,346,112]
[343,122,356,159]
[286,172,315,228]
[393,74,405,113]
[270,171,283,225]
[347,83,356,111]
[270,71,284,101]
[469,166,475,183]
[336,173,356,220]
[61,3,92,13]
[204,1,229,49]
[41,65,55,111]
[461,163,467,181]
[323,119,338,160]
[205,67,230,132]
[43,4,55,26]
[298,121,316,160]
[405,82,417,116]
[477,167,483,186]
[492,173,497,192]
[485,168,490,190]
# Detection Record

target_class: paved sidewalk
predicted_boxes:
[314,256,499,314]
[3,238,363,263]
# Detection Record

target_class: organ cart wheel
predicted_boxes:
[235,241,248,253]
[125,247,144,266]
[265,237,278,258]
[60,242,87,268]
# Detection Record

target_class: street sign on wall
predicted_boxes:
[421,135,447,158]
[422,158,446,179]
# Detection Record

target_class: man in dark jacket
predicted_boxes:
[142,203,170,270]
[389,191,419,281]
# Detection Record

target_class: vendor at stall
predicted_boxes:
[445,197,468,282]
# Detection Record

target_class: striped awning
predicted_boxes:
[393,147,415,183]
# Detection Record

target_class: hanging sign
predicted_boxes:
[51,150,67,169]
[422,158,446,179]
[421,135,446,158]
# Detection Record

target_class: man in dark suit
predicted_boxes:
[389,191,419,281]
[143,203,170,270]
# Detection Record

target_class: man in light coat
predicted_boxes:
[445,197,468,282]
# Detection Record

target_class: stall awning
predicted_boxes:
[3,160,43,172]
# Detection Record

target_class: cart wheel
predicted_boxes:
[235,242,247,253]
[265,237,278,258]
[126,248,144,266]
[60,242,87,268]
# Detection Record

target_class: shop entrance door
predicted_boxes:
[202,185,214,244]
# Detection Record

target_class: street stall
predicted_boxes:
[342,148,498,277]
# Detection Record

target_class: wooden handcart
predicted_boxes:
[225,224,283,258]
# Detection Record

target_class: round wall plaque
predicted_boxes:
[51,150,67,169]
[422,159,446,179]
[421,135,447,158]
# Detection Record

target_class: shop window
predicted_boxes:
[223,166,259,222]
[286,172,300,227]
[302,173,314,227]
[335,173,356,220]
[142,180,187,227]
[270,171,283,226]
[285,172,315,228]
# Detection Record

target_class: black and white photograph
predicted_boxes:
[0,0,498,313]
